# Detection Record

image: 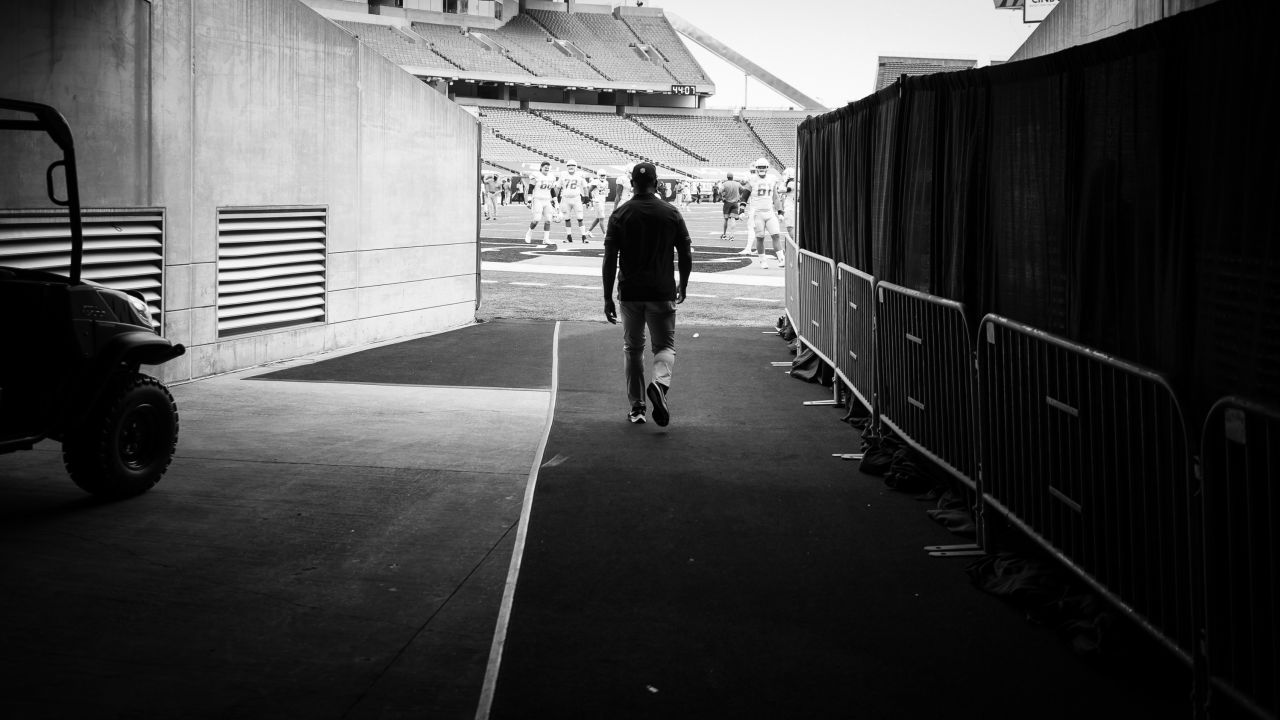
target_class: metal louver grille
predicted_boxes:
[0,208,165,326]
[217,207,327,337]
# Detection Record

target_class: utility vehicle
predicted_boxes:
[0,98,185,497]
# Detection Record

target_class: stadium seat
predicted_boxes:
[630,114,773,168]
[492,15,606,82]
[619,15,709,85]
[536,109,703,167]
[526,10,674,84]
[742,114,802,169]
[331,21,458,72]
[478,107,635,169]
[411,23,532,76]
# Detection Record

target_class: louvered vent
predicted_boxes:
[217,206,327,337]
[0,208,165,327]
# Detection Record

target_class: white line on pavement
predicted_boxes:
[734,297,780,302]
[509,282,549,287]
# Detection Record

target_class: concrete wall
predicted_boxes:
[0,0,480,382]
[1011,0,1223,60]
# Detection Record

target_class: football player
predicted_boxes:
[523,161,558,244]
[743,158,784,268]
[779,166,797,246]
[585,176,608,238]
[613,165,633,216]
[557,159,591,243]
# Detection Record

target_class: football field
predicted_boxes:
[477,200,788,326]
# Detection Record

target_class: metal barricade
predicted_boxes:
[796,248,836,367]
[875,282,977,488]
[835,264,875,414]
[783,236,799,331]
[978,315,1195,664]
[1201,397,1279,720]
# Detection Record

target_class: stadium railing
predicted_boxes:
[787,251,1220,709]
[1200,396,1279,720]
[783,236,799,336]
[977,314,1197,667]
[876,282,978,492]
[795,248,836,370]
[835,264,875,416]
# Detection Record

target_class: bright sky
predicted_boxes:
[621,0,1040,110]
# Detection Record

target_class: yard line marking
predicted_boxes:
[734,296,781,302]
[481,279,499,284]
[509,282,549,287]
[686,293,718,298]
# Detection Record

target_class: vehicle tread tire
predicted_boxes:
[63,373,179,498]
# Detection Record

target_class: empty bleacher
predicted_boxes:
[480,125,554,168]
[620,14,709,85]
[477,107,797,175]
[483,159,520,177]
[478,106,634,168]
[493,15,607,82]
[536,109,704,167]
[335,13,709,88]
[411,23,531,76]
[631,113,774,168]
[331,20,458,72]
[526,10,673,84]
[743,115,802,169]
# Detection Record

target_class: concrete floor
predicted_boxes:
[0,337,549,719]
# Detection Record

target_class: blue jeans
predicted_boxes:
[620,300,676,409]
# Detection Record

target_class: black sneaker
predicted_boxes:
[646,382,669,427]
[628,406,647,424]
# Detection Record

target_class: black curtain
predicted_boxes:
[796,0,1280,419]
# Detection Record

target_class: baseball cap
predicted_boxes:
[631,162,657,184]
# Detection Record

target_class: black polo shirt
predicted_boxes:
[604,193,692,302]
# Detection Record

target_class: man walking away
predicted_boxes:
[603,162,693,427]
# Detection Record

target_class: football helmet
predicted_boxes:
[753,158,770,176]
[565,159,578,173]
[783,167,795,179]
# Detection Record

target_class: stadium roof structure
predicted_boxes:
[875,56,978,92]
[664,12,828,113]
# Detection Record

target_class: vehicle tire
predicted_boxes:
[63,373,179,498]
